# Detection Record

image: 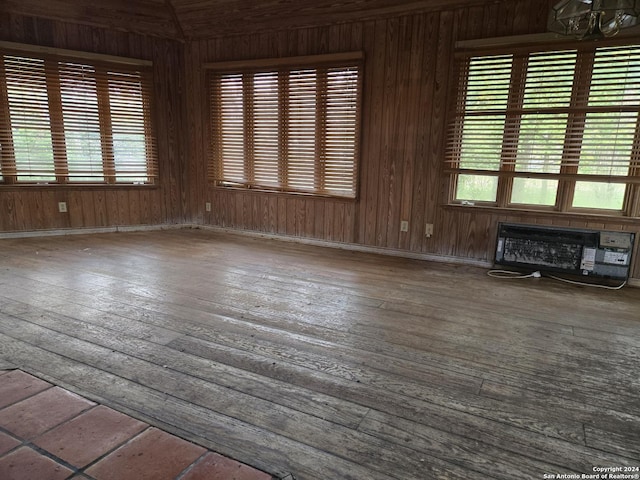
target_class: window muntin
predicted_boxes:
[0,50,157,185]
[208,56,361,199]
[447,43,640,215]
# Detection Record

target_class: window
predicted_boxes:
[207,53,362,198]
[446,42,640,216]
[0,45,158,185]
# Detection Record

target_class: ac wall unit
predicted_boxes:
[495,223,635,280]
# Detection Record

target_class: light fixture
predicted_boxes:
[548,0,640,38]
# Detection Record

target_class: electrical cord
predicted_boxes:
[487,269,627,289]
[487,269,541,279]
[545,273,627,290]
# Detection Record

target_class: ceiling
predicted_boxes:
[4,0,503,40]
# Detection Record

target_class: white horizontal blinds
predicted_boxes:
[59,62,103,182]
[108,70,155,183]
[0,49,157,185]
[324,66,359,196]
[209,58,361,198]
[574,46,640,209]
[3,55,56,182]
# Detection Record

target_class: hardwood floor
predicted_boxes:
[0,229,638,480]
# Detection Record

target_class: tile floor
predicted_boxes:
[0,369,272,480]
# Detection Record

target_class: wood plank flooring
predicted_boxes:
[0,229,638,480]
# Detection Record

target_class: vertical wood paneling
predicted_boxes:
[0,13,185,233]
[4,2,638,280]
[187,0,638,280]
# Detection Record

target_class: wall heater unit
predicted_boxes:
[495,223,635,280]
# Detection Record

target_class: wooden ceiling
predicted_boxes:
[4,0,504,40]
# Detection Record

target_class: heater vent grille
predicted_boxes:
[495,223,634,280]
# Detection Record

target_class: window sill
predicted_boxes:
[211,184,358,202]
[443,203,640,224]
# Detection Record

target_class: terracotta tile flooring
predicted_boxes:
[0,370,272,480]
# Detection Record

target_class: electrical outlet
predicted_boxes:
[58,202,67,213]
[205,202,212,212]
[400,221,409,232]
[425,223,433,237]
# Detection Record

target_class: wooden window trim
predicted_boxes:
[207,52,363,199]
[446,39,640,217]
[0,43,158,186]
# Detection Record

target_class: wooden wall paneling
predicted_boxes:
[1,193,17,231]
[3,0,179,39]
[461,6,486,41]
[356,20,381,246]
[268,196,279,234]
[248,195,260,232]
[375,17,399,248]
[68,192,84,228]
[631,236,640,278]
[364,20,389,245]
[383,15,411,250]
[228,190,239,228]
[411,13,438,253]
[430,10,456,256]
[11,192,27,231]
[282,197,294,236]
[79,191,96,226]
[1,14,184,232]
[187,41,205,225]
[92,190,107,227]
[528,0,557,35]
[302,199,314,239]
[159,41,188,223]
[26,191,42,230]
[101,190,117,225]
[511,1,533,34]
[312,199,324,239]
[116,190,130,225]
[138,188,150,225]
[0,12,10,40]
[344,201,356,243]
[129,189,142,225]
[294,198,306,238]
[242,193,253,231]
[332,201,347,243]
[480,2,500,38]
[398,15,424,251]
[277,197,287,235]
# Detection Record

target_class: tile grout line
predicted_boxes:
[75,425,153,475]
[174,450,209,480]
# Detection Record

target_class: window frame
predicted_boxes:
[0,41,158,187]
[205,52,364,200]
[445,37,640,218]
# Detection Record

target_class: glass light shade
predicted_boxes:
[548,0,640,37]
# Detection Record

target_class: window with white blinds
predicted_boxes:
[207,54,362,198]
[446,42,640,216]
[0,47,157,185]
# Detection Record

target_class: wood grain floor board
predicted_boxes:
[1,229,639,479]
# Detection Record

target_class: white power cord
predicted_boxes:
[487,269,541,279]
[487,269,626,290]
[545,273,627,290]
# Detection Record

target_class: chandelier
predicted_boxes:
[548,0,640,38]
